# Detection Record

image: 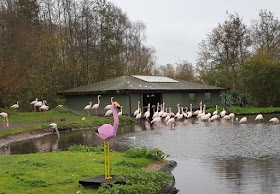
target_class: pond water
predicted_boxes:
[1,114,280,193]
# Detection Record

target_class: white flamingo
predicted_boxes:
[196,102,203,118]
[167,117,175,128]
[104,109,112,117]
[11,102,19,109]
[118,106,123,116]
[104,97,114,110]
[133,101,140,116]
[135,108,142,121]
[151,116,161,124]
[152,103,160,119]
[255,114,264,123]
[84,99,92,116]
[0,112,9,127]
[40,100,49,111]
[201,105,210,121]
[187,104,193,118]
[91,95,101,114]
[50,123,60,135]
[269,117,279,124]
[30,98,38,105]
[220,108,227,118]
[213,105,218,116]
[229,113,235,122]
[30,98,38,111]
[175,104,181,119]
[143,103,151,120]
[210,114,220,121]
[239,117,247,124]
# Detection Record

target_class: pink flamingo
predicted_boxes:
[0,112,9,127]
[95,101,121,181]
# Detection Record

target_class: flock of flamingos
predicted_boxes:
[83,95,280,128]
[1,95,280,129]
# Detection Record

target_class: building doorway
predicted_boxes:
[143,93,161,119]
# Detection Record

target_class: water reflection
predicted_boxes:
[1,114,280,193]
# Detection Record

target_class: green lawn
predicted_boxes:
[0,107,134,138]
[0,146,171,194]
[206,106,280,115]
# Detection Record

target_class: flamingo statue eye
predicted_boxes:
[114,102,121,108]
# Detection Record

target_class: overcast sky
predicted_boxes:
[109,0,280,66]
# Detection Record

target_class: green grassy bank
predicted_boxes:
[0,107,134,138]
[0,146,171,194]
[206,106,280,115]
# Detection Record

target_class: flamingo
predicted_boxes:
[95,101,121,181]
[212,105,218,116]
[269,117,279,124]
[91,95,101,115]
[40,100,49,111]
[118,106,123,116]
[30,98,38,105]
[35,99,47,112]
[229,113,235,123]
[151,116,161,124]
[30,98,38,111]
[201,105,210,122]
[133,101,140,116]
[135,108,142,121]
[152,103,160,119]
[11,102,19,109]
[167,116,175,128]
[50,123,60,135]
[143,103,151,120]
[194,102,203,117]
[187,104,193,118]
[210,114,220,121]
[84,99,92,116]
[0,112,9,127]
[158,103,165,117]
[104,109,112,117]
[220,108,227,118]
[175,104,181,119]
[255,114,264,123]
[239,117,247,124]
[165,107,172,122]
[162,107,168,118]
[104,97,114,110]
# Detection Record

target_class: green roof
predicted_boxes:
[59,75,225,95]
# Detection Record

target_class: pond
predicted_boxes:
[1,114,280,193]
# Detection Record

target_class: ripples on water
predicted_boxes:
[1,114,280,193]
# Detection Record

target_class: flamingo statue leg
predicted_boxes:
[104,140,112,181]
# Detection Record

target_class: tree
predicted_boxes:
[250,9,280,59]
[197,13,251,89]
[175,61,196,81]
[241,50,280,106]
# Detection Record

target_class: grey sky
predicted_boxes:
[110,0,280,66]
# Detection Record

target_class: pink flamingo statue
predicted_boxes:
[95,101,121,181]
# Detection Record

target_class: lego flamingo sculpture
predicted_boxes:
[95,101,120,181]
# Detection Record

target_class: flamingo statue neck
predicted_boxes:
[112,102,119,134]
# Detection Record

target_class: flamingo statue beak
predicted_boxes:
[114,102,121,110]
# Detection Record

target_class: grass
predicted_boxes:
[0,106,134,138]
[0,146,171,194]
[206,106,280,115]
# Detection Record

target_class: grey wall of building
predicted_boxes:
[65,90,222,116]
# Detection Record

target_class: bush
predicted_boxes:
[124,148,167,160]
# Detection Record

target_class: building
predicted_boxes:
[58,75,226,116]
